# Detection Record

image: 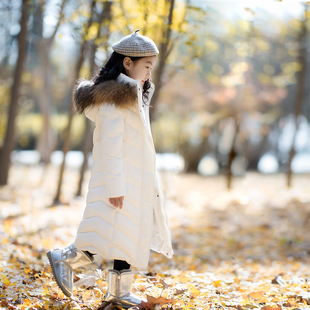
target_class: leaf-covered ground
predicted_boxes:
[0,164,310,309]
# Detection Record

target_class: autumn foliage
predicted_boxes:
[1,165,310,309]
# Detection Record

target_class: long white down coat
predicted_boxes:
[72,73,174,269]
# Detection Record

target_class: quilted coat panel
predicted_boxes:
[73,73,174,269]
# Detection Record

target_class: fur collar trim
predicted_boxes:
[73,73,139,113]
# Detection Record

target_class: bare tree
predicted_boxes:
[149,0,175,122]
[36,0,68,164]
[53,0,97,205]
[226,115,240,190]
[76,0,113,197]
[0,0,29,186]
[225,10,254,189]
[287,4,308,188]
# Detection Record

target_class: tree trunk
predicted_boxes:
[76,0,112,197]
[0,0,29,186]
[227,116,240,190]
[149,0,175,122]
[180,134,209,173]
[36,0,67,164]
[36,36,58,164]
[287,6,307,188]
[53,0,96,205]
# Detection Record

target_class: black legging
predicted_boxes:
[83,251,130,271]
[113,259,131,271]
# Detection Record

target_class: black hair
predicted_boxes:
[92,51,153,106]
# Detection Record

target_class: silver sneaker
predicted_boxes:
[104,269,147,308]
[47,244,94,297]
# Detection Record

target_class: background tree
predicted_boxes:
[76,0,113,197]
[0,1,309,194]
[287,4,308,188]
[53,0,97,204]
[110,0,205,121]
[0,0,29,186]
[151,3,310,180]
[35,0,68,164]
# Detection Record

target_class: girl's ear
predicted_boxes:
[123,57,132,70]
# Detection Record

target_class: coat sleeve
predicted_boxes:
[97,104,126,198]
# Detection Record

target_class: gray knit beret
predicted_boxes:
[112,29,159,57]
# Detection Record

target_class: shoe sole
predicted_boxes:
[47,250,72,297]
[104,295,144,309]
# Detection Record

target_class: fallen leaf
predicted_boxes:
[261,305,282,310]
[174,288,187,295]
[248,291,264,300]
[213,280,222,287]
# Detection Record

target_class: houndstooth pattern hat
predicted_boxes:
[112,29,159,57]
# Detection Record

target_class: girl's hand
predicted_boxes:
[109,196,124,209]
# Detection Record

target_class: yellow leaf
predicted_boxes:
[179,273,191,283]
[213,280,221,287]
[23,298,32,306]
[240,301,257,308]
[1,275,10,286]
[24,266,31,274]
[261,306,282,310]
[42,287,49,295]
[186,284,200,298]
[248,291,264,300]
[86,22,99,41]
[271,297,282,302]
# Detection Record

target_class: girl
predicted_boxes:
[47,30,174,308]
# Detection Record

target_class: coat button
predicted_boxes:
[157,194,159,197]
[142,105,144,107]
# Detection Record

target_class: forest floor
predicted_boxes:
[0,164,310,309]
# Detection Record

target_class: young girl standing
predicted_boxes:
[47,30,174,308]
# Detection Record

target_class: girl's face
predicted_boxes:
[123,56,156,88]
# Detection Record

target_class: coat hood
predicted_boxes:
[72,73,154,122]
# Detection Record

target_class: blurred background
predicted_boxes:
[0,0,310,288]
[0,0,310,195]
